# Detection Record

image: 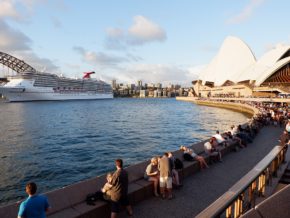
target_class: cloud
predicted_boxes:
[0,0,65,74]
[187,65,206,80]
[0,20,58,72]
[105,15,167,49]
[0,0,20,20]
[0,0,47,22]
[128,15,167,45]
[73,46,128,67]
[16,51,59,72]
[115,64,195,86]
[227,0,265,24]
[0,21,31,51]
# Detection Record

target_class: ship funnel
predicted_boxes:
[83,71,95,79]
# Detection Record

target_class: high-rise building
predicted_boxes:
[156,83,162,89]
[112,79,117,90]
[137,80,142,89]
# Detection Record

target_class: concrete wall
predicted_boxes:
[176,97,259,117]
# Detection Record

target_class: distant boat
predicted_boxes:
[0,71,113,102]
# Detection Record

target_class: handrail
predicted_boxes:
[196,145,285,218]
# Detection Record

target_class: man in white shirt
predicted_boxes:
[212,130,226,145]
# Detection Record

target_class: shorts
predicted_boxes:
[111,196,130,213]
[159,176,172,189]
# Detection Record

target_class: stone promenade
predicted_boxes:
[120,125,284,218]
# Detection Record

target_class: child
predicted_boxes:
[101,172,113,200]
[86,172,114,205]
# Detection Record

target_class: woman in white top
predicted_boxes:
[180,145,209,169]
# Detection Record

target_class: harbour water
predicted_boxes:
[0,98,249,206]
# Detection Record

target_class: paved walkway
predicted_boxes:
[120,125,284,218]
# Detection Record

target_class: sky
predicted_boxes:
[0,0,289,86]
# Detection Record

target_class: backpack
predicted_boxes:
[174,158,184,169]
[85,191,104,205]
[183,153,194,161]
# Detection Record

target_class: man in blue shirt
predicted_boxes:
[18,182,50,218]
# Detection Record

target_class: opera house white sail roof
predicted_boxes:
[199,36,290,86]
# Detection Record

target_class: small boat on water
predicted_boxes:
[0,71,113,102]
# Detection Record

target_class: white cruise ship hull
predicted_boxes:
[3,92,113,102]
[0,87,113,102]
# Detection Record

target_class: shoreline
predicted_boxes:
[176,96,259,117]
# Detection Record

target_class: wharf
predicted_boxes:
[119,125,284,218]
[176,96,290,103]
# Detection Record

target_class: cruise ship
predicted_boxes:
[0,71,113,102]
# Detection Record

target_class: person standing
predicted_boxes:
[158,153,173,199]
[167,152,182,187]
[110,159,133,218]
[18,182,50,218]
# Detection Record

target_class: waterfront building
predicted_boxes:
[137,80,142,90]
[162,90,167,97]
[153,89,162,98]
[156,83,162,89]
[147,83,155,88]
[179,88,184,96]
[140,90,148,98]
[148,90,154,97]
[193,36,290,98]
[110,78,188,98]
[157,89,162,97]
[112,79,117,90]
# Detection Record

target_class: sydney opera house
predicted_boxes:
[192,36,290,98]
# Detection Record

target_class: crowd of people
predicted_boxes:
[141,101,290,202]
[17,101,290,218]
[144,152,183,200]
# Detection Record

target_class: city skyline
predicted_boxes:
[0,0,289,86]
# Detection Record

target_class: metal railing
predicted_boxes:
[196,145,286,218]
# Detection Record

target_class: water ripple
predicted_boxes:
[0,98,249,206]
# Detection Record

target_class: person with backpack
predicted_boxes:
[167,152,183,188]
[110,159,133,218]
